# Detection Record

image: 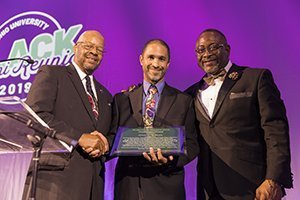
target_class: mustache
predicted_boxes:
[85,52,99,61]
[202,55,217,62]
[147,65,163,71]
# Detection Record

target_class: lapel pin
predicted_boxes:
[228,72,239,80]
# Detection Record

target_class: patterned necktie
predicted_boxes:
[203,68,227,86]
[143,85,158,128]
[85,75,99,119]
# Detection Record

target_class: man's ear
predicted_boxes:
[225,44,231,56]
[166,61,170,69]
[139,54,143,66]
[73,45,77,54]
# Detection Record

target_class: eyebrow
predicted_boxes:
[148,54,167,58]
[198,42,218,47]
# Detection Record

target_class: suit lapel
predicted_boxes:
[128,84,177,127]
[195,94,210,121]
[190,79,211,121]
[67,64,97,125]
[94,81,106,122]
[154,84,176,126]
[129,86,143,126]
[211,64,243,119]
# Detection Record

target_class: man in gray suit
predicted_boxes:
[185,29,293,200]
[24,30,112,200]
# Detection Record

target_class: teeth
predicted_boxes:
[87,57,97,61]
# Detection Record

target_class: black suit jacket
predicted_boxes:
[185,64,293,200]
[24,64,112,200]
[109,84,199,200]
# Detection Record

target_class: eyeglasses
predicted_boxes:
[195,43,225,55]
[76,42,106,54]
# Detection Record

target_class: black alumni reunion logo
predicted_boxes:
[0,11,83,102]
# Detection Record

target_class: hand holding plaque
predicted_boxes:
[110,127,186,156]
[142,147,174,165]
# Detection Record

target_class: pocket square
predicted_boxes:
[229,92,253,99]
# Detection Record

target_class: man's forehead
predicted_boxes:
[145,48,165,52]
[146,53,167,57]
[198,32,223,45]
[146,42,164,49]
[77,31,104,42]
[145,44,166,52]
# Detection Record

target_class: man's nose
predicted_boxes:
[152,59,159,67]
[202,49,212,58]
[90,46,98,55]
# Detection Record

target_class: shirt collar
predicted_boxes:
[224,60,233,72]
[72,60,94,82]
[143,80,165,95]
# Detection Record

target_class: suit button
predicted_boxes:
[209,124,214,128]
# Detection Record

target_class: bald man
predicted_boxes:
[23,30,112,200]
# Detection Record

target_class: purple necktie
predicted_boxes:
[143,85,158,128]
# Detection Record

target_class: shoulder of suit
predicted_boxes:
[100,86,113,99]
[114,83,142,97]
[165,84,193,100]
[184,81,201,97]
[39,64,67,69]
[114,91,126,98]
[92,80,112,99]
[231,64,274,80]
[233,64,270,72]
[113,91,131,104]
[114,89,135,99]
[38,64,69,73]
[36,65,69,80]
[237,65,271,76]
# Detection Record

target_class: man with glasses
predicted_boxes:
[23,30,112,200]
[185,29,293,200]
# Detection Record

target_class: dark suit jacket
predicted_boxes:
[109,84,199,200]
[185,64,293,200]
[24,64,112,200]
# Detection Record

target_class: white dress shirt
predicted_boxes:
[72,60,98,100]
[199,61,232,118]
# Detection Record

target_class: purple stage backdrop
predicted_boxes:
[1,1,299,199]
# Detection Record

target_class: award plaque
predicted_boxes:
[110,127,186,156]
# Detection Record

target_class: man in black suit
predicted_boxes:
[185,29,293,200]
[110,39,199,200]
[23,30,112,200]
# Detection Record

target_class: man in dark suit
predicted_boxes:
[23,30,112,200]
[109,39,199,200]
[185,29,293,200]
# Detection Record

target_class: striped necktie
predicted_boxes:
[85,75,99,119]
[143,85,158,128]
